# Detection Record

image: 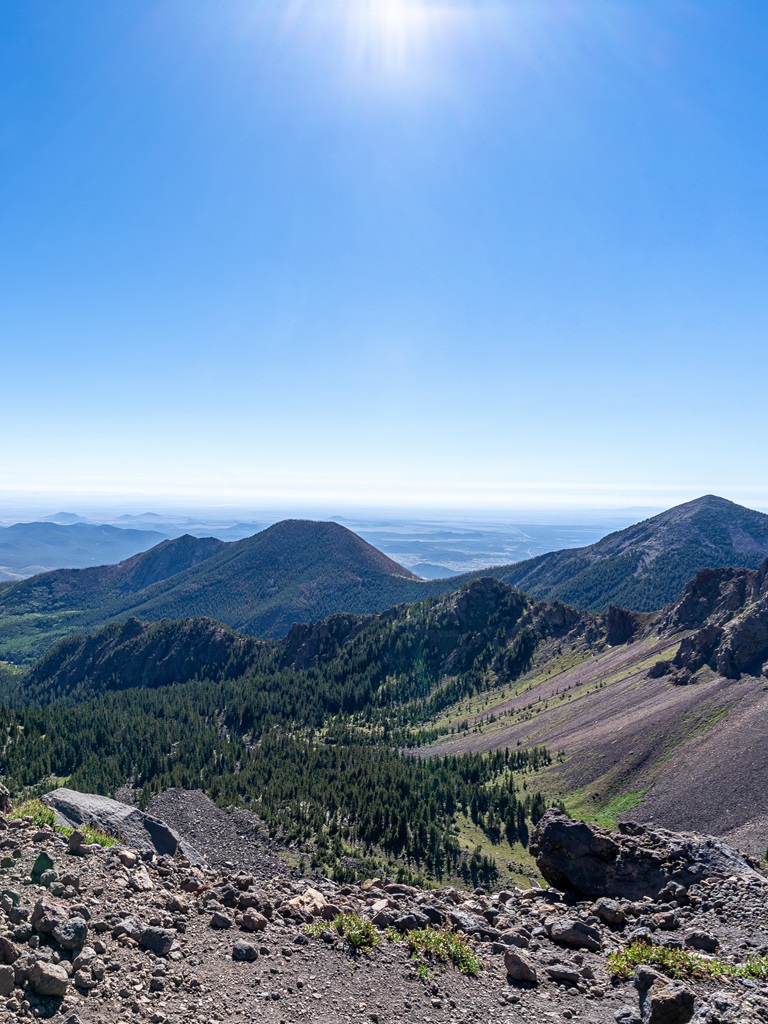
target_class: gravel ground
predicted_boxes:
[146,789,295,881]
[1,811,768,1024]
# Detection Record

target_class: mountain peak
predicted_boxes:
[488,495,768,613]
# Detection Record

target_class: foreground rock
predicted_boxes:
[42,788,205,864]
[0,799,766,1023]
[530,808,760,899]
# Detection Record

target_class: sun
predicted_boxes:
[346,0,437,75]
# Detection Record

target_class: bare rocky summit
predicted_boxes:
[0,798,766,1023]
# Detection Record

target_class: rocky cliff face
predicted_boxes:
[659,559,768,680]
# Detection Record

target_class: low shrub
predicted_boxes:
[405,927,483,977]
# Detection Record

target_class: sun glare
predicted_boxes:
[346,0,441,75]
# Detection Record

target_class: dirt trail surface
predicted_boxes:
[1,806,767,1023]
[145,790,292,881]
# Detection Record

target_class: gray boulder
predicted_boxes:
[29,961,69,997]
[139,926,175,957]
[545,917,601,952]
[504,949,537,984]
[42,788,205,864]
[530,809,758,900]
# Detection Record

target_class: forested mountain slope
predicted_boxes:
[2,577,577,885]
[2,497,767,664]
[0,521,447,662]
[484,495,768,611]
[0,535,227,661]
[5,558,768,883]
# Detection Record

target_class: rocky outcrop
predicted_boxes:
[529,809,759,900]
[42,788,205,864]
[605,605,643,646]
[656,559,768,680]
[663,565,764,631]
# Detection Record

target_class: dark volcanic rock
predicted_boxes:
[530,809,758,900]
[663,560,768,679]
[605,605,642,646]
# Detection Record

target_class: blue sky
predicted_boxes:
[2,1,767,509]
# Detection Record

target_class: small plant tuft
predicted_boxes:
[9,799,119,848]
[406,927,483,977]
[332,912,380,951]
[9,798,56,828]
[607,942,768,982]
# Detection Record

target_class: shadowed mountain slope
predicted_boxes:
[108,519,430,637]
[484,495,768,612]
[21,615,264,704]
[13,576,589,712]
[0,520,443,661]
[0,535,226,615]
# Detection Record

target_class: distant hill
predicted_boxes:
[411,562,458,579]
[40,512,89,525]
[2,499,768,662]
[103,519,430,637]
[485,495,768,612]
[0,521,443,661]
[0,535,226,613]
[0,521,168,572]
[0,535,227,660]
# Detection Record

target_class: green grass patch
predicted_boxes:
[608,942,768,981]
[591,788,651,829]
[9,798,119,848]
[452,812,537,888]
[404,927,484,977]
[305,912,380,952]
[333,912,380,951]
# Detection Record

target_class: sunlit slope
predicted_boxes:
[483,495,768,611]
[422,560,768,855]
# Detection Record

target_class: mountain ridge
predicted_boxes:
[0,520,169,572]
[483,494,768,611]
[2,496,768,664]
